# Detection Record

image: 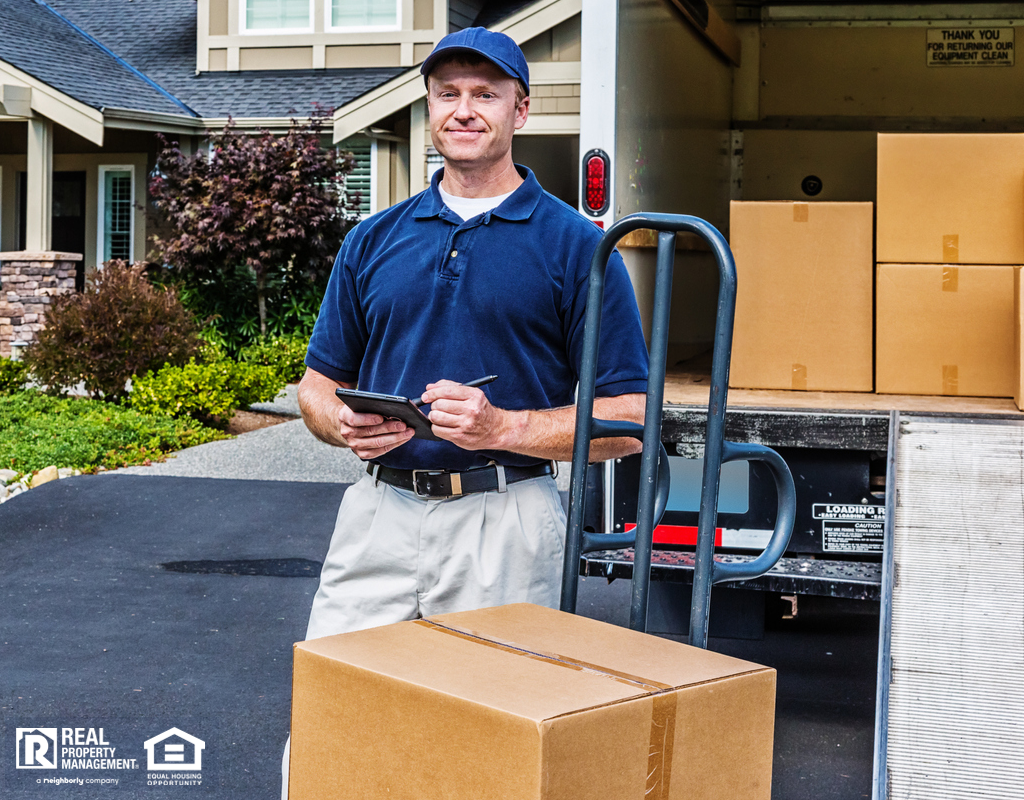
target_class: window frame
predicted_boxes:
[240,0,314,35]
[96,165,135,266]
[325,0,401,33]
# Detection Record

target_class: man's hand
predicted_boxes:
[420,380,645,462]
[421,379,509,450]
[337,404,415,460]
[297,368,414,458]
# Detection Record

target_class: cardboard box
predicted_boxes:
[876,263,1016,397]
[1016,267,1024,410]
[729,200,874,392]
[876,133,1024,264]
[289,603,776,800]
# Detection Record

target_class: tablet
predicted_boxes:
[335,387,441,441]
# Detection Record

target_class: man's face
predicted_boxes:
[427,59,529,172]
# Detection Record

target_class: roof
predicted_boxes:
[0,0,191,116]
[1,0,543,122]
[4,0,405,119]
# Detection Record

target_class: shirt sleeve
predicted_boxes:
[304,230,369,384]
[563,245,650,397]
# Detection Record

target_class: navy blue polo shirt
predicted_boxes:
[305,166,649,471]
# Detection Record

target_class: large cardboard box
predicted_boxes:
[289,603,776,800]
[1016,267,1024,410]
[876,133,1024,264]
[876,263,1016,397]
[729,200,874,392]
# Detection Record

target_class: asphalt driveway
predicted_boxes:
[1,471,878,799]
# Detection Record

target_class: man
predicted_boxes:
[283,26,648,795]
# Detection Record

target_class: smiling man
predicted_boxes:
[283,27,648,795]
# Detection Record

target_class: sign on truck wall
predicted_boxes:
[927,28,1014,67]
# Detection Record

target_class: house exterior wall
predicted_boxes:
[0,152,148,270]
[198,0,446,72]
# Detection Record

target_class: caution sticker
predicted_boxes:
[813,504,884,553]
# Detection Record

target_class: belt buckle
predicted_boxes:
[411,469,460,498]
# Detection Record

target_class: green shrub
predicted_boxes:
[0,358,30,395]
[130,357,285,423]
[0,390,226,477]
[24,260,201,402]
[238,334,308,383]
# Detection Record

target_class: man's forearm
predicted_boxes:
[495,393,646,463]
[297,368,353,448]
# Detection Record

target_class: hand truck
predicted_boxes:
[560,213,797,648]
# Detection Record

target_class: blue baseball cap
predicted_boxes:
[420,27,529,94]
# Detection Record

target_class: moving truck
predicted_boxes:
[574,3,1024,798]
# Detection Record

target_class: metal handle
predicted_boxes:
[580,438,671,555]
[711,441,796,583]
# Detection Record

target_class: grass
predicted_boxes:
[0,390,229,479]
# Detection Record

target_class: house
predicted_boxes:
[0,0,586,281]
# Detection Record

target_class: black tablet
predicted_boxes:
[335,387,441,441]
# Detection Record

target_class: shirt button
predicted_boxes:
[451,250,458,258]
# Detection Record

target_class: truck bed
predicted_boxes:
[663,365,1022,416]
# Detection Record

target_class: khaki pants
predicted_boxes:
[282,472,566,798]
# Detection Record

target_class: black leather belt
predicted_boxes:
[366,461,555,498]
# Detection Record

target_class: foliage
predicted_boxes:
[148,114,357,337]
[152,264,323,356]
[23,261,201,402]
[129,356,285,424]
[0,390,226,477]
[238,334,309,384]
[0,358,30,395]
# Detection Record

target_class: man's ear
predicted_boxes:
[514,96,530,130]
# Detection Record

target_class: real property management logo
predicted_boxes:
[15,726,206,786]
[16,729,58,769]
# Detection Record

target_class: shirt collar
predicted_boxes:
[412,164,542,222]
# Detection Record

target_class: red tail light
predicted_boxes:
[582,149,610,216]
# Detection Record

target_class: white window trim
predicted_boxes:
[240,0,314,35]
[325,0,401,33]
[368,139,378,216]
[96,165,135,266]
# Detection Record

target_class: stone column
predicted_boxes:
[0,251,81,358]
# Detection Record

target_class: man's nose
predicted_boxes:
[454,93,476,119]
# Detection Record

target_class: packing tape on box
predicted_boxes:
[416,618,678,799]
[942,265,959,292]
[791,364,808,390]
[793,203,809,223]
[943,234,960,263]
[942,365,959,394]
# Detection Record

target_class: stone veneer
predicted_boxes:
[0,251,81,358]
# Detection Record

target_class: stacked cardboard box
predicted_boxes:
[876,133,1024,401]
[728,201,875,392]
[289,603,776,800]
[1017,267,1024,409]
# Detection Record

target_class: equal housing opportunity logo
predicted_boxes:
[14,726,205,787]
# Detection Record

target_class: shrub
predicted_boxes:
[238,334,309,383]
[0,390,226,477]
[0,358,30,395]
[130,357,285,423]
[24,261,201,402]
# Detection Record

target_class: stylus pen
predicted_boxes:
[411,375,498,407]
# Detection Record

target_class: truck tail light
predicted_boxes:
[582,149,610,216]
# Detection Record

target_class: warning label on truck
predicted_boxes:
[813,504,884,553]
[927,28,1014,67]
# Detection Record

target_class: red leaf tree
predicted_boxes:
[148,114,360,335]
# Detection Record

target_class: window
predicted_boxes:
[340,137,376,218]
[98,166,134,264]
[243,0,312,32]
[329,0,399,31]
